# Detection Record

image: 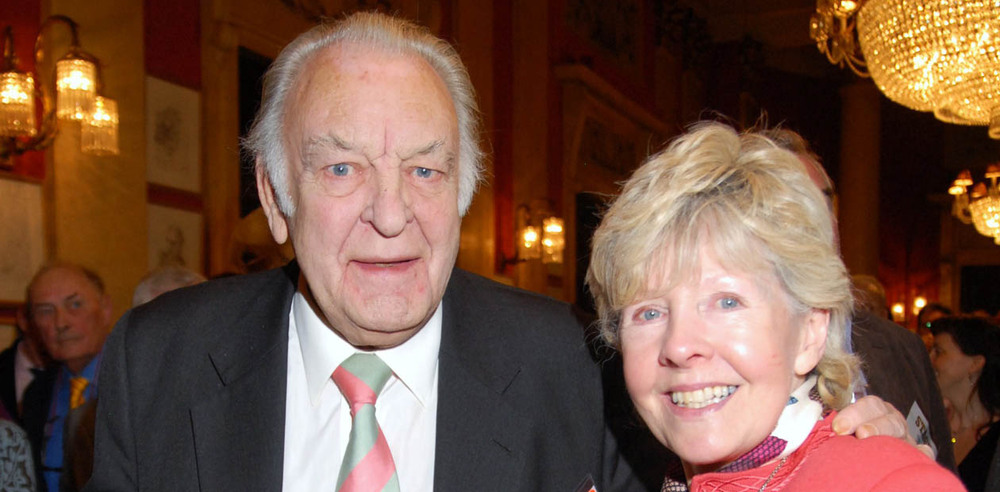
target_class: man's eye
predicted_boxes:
[414,167,435,179]
[33,307,54,318]
[328,163,352,176]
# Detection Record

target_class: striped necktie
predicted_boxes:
[69,376,89,410]
[332,353,400,492]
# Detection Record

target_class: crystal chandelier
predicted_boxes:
[949,166,1000,244]
[0,15,119,168]
[810,1,867,76]
[811,0,1000,139]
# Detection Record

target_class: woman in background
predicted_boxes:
[586,122,962,491]
[930,315,1000,491]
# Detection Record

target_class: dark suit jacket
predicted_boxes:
[86,264,640,491]
[21,363,56,488]
[851,311,956,470]
[0,340,19,419]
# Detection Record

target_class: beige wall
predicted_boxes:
[43,0,147,323]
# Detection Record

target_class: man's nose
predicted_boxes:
[54,309,70,334]
[363,171,413,237]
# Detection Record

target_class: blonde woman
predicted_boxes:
[587,122,962,491]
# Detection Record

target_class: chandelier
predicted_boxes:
[810,0,1000,139]
[949,165,1000,244]
[0,15,119,168]
[810,1,867,76]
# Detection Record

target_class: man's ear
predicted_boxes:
[794,308,829,376]
[256,162,290,245]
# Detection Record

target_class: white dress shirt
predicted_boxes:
[282,292,440,491]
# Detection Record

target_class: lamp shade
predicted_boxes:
[55,56,97,120]
[857,0,1000,137]
[0,71,36,137]
[81,96,118,156]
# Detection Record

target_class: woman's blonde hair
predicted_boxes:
[586,122,858,409]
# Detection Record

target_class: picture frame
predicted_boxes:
[147,204,204,273]
[146,76,202,193]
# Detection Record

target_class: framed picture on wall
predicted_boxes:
[147,204,204,273]
[146,76,202,193]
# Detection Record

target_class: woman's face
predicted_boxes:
[619,244,827,475]
[930,332,978,406]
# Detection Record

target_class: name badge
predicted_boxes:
[907,401,937,457]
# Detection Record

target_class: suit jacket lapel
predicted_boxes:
[190,264,297,491]
[434,270,529,490]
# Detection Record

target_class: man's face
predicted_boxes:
[29,267,111,373]
[259,44,461,349]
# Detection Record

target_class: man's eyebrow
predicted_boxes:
[31,291,80,310]
[400,139,444,160]
[304,133,354,154]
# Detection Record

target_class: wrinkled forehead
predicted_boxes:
[294,42,453,109]
[31,267,101,302]
[285,43,458,149]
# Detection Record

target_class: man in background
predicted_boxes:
[131,265,206,307]
[22,263,111,491]
[771,128,955,470]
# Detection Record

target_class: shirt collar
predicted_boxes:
[14,342,38,372]
[292,292,441,407]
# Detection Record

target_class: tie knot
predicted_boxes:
[332,354,392,414]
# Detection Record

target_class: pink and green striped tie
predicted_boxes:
[332,353,400,492]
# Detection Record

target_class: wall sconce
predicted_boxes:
[541,216,564,264]
[912,296,927,317]
[890,302,905,323]
[949,166,1000,245]
[506,204,565,266]
[0,15,119,168]
[517,223,541,261]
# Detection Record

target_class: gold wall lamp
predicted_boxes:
[0,15,119,169]
[505,203,566,266]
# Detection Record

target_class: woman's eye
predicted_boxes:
[719,296,741,309]
[329,163,351,176]
[414,167,435,179]
[640,309,661,321]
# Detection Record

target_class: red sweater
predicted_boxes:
[689,413,964,491]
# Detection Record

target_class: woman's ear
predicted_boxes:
[970,354,986,376]
[794,309,829,376]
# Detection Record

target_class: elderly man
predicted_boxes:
[22,263,111,492]
[89,12,634,492]
[89,12,912,492]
